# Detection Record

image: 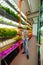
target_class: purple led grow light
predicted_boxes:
[0,40,24,59]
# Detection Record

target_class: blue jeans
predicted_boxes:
[23,38,29,56]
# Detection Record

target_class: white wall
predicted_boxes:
[32,24,37,36]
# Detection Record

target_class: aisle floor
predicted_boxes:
[10,36,38,65]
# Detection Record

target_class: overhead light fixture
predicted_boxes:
[0,24,18,28]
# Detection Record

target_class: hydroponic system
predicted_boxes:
[0,0,32,64]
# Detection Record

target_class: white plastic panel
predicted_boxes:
[32,24,37,36]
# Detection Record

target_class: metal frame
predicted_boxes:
[37,0,43,65]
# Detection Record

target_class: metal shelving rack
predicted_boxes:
[0,0,32,65]
[37,0,43,65]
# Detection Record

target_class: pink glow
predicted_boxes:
[0,40,24,59]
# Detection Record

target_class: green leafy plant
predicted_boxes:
[0,0,28,25]
[0,28,17,38]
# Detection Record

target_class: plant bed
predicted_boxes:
[0,28,17,38]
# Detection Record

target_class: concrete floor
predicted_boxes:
[10,36,38,65]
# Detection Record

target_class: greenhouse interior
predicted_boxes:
[0,0,43,65]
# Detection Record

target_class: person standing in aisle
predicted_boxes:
[22,28,26,54]
[22,28,29,59]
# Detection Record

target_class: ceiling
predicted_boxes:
[28,0,39,12]
[28,0,40,24]
[14,0,40,24]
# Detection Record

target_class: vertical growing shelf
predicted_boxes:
[37,0,43,64]
[0,0,32,65]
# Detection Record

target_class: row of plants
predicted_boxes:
[0,0,19,19]
[0,15,31,29]
[0,35,22,48]
[0,15,19,26]
[0,36,22,52]
[0,0,29,25]
[0,28,17,38]
[7,0,26,20]
[13,35,22,41]
[40,26,43,45]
